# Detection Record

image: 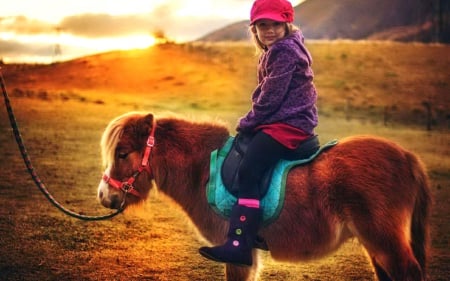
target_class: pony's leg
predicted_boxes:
[370,257,392,281]
[225,251,260,281]
[354,217,424,281]
[225,265,256,281]
[368,244,424,281]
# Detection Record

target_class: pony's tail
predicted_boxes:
[408,152,432,279]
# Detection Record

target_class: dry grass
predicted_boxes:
[0,41,449,280]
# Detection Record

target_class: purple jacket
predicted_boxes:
[238,30,318,135]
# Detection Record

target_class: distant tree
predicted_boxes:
[53,26,63,63]
[152,29,172,44]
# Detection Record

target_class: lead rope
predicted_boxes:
[0,68,124,221]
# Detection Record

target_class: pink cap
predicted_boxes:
[250,0,294,25]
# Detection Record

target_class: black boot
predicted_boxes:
[199,204,262,266]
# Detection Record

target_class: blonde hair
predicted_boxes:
[249,22,299,55]
[100,111,147,168]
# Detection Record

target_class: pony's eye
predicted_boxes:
[118,152,129,159]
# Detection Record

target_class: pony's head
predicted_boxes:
[97,112,156,209]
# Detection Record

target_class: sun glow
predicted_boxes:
[59,34,158,51]
[1,31,157,63]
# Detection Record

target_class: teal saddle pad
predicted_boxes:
[206,137,338,225]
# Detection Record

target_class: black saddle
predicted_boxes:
[221,134,320,198]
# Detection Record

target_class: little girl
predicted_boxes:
[199,0,318,266]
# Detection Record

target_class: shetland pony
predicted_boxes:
[97,112,431,281]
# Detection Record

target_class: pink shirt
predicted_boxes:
[256,123,311,149]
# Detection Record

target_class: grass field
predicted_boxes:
[0,41,449,280]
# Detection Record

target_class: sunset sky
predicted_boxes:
[1,0,303,63]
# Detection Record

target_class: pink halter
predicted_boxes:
[102,120,156,198]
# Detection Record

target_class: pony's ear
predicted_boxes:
[140,113,154,135]
[143,113,154,127]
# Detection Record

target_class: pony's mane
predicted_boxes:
[100,111,230,168]
[100,111,147,168]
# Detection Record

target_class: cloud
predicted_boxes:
[145,2,239,41]
[0,16,55,34]
[0,39,53,57]
[0,1,251,62]
[1,13,234,42]
[59,13,152,38]
[137,1,244,40]
[58,8,236,41]
[0,0,249,41]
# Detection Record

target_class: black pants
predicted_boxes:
[237,131,292,199]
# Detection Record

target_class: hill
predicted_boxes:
[199,0,449,43]
[0,43,258,118]
[1,42,448,130]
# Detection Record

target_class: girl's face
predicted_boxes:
[254,19,287,48]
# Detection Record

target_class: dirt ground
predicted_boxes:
[0,173,449,281]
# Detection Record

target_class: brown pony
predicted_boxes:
[97,112,431,281]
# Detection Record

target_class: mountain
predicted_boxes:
[199,0,449,43]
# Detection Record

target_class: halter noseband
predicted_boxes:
[102,120,156,198]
